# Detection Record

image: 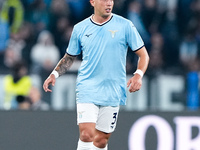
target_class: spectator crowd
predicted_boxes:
[0,0,200,110]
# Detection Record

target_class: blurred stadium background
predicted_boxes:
[0,0,200,150]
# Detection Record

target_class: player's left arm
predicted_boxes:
[127,46,149,93]
[43,53,76,92]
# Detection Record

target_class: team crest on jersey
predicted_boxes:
[108,30,118,38]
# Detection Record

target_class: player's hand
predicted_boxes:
[127,74,142,93]
[43,74,56,92]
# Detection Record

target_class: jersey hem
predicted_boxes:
[76,101,121,107]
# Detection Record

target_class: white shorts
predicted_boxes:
[77,103,119,133]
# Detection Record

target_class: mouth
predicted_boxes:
[105,8,111,13]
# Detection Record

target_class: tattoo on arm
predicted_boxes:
[54,54,76,76]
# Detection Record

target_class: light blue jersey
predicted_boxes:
[67,14,144,107]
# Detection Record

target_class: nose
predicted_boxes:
[106,0,113,5]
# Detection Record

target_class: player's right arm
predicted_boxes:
[43,53,76,92]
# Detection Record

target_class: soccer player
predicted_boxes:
[43,0,149,149]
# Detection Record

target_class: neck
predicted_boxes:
[92,14,112,24]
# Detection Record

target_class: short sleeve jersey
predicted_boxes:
[67,14,144,107]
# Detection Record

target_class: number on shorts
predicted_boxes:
[111,112,118,125]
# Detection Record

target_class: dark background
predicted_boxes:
[0,111,199,150]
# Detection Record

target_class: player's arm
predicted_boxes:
[43,53,76,92]
[127,46,149,93]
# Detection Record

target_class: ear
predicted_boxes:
[90,0,95,7]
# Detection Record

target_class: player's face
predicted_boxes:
[90,0,114,18]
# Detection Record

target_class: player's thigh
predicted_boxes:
[77,103,100,141]
[96,106,120,133]
[77,103,99,124]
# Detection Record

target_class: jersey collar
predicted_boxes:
[90,14,113,26]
